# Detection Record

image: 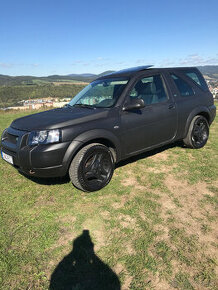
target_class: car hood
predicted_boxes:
[10,107,109,131]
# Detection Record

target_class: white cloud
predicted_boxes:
[0,62,13,68]
[31,63,39,67]
[159,59,175,67]
[97,57,110,61]
[178,54,218,66]
[71,60,91,66]
[158,54,218,67]
[115,61,126,65]
[135,59,147,64]
[95,63,107,67]
[71,60,83,65]
[0,62,39,69]
[188,53,199,58]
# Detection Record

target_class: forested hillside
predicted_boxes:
[0,84,86,107]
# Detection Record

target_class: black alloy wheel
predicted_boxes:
[69,143,114,192]
[183,115,209,149]
[191,117,209,148]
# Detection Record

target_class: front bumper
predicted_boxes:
[1,126,71,177]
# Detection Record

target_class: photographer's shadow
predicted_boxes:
[49,230,120,290]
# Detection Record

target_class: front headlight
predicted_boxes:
[28,129,61,145]
[1,128,7,142]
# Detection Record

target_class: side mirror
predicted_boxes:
[122,98,145,111]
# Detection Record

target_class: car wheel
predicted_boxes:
[69,143,114,192]
[183,115,209,149]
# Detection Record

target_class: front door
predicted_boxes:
[120,73,178,156]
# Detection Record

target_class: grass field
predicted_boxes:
[0,108,217,289]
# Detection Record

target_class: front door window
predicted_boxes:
[129,75,168,105]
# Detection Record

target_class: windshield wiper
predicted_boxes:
[74,104,96,109]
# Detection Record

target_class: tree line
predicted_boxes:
[0,84,86,108]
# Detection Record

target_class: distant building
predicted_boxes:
[53,102,69,108]
[5,106,27,110]
[23,99,54,109]
[2,97,72,111]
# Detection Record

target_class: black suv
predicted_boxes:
[1,66,216,191]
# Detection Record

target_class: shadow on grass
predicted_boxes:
[20,141,184,186]
[19,172,70,185]
[49,230,120,290]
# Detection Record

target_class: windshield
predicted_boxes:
[68,78,129,108]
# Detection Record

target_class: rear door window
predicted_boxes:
[171,74,194,97]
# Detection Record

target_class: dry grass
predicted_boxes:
[0,108,217,289]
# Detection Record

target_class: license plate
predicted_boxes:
[1,151,13,165]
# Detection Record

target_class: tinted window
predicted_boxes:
[171,74,194,96]
[130,75,168,105]
[185,71,208,91]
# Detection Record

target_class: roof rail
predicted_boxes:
[116,65,153,74]
[100,65,154,77]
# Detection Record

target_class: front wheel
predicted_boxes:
[183,115,209,149]
[69,143,114,192]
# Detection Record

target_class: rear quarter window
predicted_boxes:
[185,71,208,91]
[170,74,194,97]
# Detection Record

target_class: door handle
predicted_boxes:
[168,103,175,109]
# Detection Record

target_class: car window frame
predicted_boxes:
[123,72,170,107]
[183,70,209,92]
[69,77,131,109]
[170,72,195,98]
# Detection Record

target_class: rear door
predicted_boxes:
[120,72,178,156]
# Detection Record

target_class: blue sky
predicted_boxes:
[0,0,218,76]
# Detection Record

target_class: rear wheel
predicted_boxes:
[183,115,209,149]
[69,143,114,192]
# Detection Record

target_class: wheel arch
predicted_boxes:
[62,129,121,175]
[81,138,117,162]
[197,111,210,123]
[184,106,210,138]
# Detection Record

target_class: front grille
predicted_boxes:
[1,127,29,150]
[1,127,29,169]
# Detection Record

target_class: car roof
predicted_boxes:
[97,66,198,80]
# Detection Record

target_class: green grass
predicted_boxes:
[0,107,217,289]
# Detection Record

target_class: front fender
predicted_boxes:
[74,129,122,160]
[62,129,122,174]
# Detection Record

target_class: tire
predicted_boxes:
[69,143,114,192]
[183,115,209,149]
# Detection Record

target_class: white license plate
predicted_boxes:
[1,151,13,165]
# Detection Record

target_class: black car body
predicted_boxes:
[1,66,216,191]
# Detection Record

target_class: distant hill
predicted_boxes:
[67,73,96,78]
[0,74,39,86]
[0,66,218,86]
[97,70,115,77]
[0,70,116,86]
[197,66,218,80]
[197,65,218,75]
